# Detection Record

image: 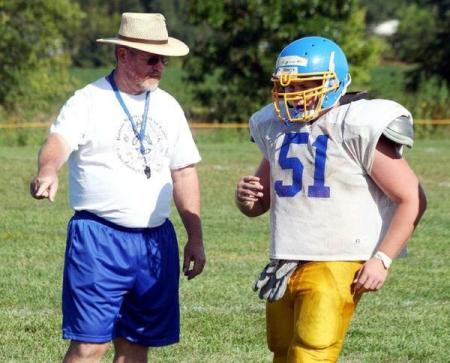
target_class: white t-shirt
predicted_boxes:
[51,75,201,228]
[249,99,412,261]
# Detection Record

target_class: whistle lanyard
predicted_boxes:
[107,71,151,178]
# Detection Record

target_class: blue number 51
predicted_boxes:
[274,132,330,198]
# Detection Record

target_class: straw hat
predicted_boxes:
[96,13,189,56]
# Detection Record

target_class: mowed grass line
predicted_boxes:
[0,137,449,362]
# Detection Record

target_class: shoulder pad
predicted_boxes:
[382,115,414,148]
[340,91,369,105]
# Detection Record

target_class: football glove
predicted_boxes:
[253,260,300,302]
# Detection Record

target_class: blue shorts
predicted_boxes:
[62,211,180,347]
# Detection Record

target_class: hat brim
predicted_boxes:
[96,36,189,56]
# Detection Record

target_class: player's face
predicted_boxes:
[284,80,322,110]
[123,48,167,92]
[272,75,332,123]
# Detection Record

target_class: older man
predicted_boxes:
[30,13,205,362]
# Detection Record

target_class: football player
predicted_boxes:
[235,36,427,362]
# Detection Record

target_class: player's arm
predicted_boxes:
[371,136,427,258]
[353,136,427,293]
[30,133,72,202]
[172,165,206,280]
[235,158,271,217]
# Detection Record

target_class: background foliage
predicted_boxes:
[182,0,382,121]
[0,0,83,118]
[362,0,450,120]
[392,0,450,84]
[1,2,449,361]
[0,0,449,130]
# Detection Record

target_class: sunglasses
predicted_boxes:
[127,48,169,66]
[146,55,169,66]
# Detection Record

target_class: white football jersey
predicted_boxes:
[249,99,413,260]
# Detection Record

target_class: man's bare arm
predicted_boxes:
[353,136,427,293]
[30,133,71,202]
[172,165,206,280]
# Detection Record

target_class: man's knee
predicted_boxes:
[269,341,290,363]
[113,337,148,362]
[296,291,343,350]
[64,341,110,362]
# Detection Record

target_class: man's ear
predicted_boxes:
[116,46,128,65]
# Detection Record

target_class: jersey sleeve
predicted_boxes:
[169,103,201,169]
[341,99,413,174]
[249,110,269,159]
[50,89,90,152]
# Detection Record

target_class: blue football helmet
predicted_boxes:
[272,36,351,123]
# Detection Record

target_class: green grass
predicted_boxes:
[0,136,449,362]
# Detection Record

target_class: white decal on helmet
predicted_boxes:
[329,51,335,72]
[276,67,297,76]
[276,56,308,68]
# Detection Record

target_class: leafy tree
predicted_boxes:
[360,0,408,24]
[393,1,450,85]
[182,0,382,122]
[0,0,83,116]
[70,0,145,67]
[145,0,192,44]
[69,0,189,67]
[361,0,450,85]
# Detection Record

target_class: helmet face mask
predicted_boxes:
[272,36,351,124]
[272,72,340,123]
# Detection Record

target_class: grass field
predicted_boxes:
[0,135,449,362]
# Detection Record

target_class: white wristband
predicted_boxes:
[374,251,392,269]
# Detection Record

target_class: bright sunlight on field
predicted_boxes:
[0,135,449,362]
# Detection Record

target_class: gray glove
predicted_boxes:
[253,260,300,302]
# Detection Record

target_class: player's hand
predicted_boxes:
[183,238,206,280]
[352,258,389,294]
[30,171,59,202]
[235,176,264,206]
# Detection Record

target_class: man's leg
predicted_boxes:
[287,261,363,362]
[63,341,110,363]
[266,295,294,363]
[113,337,148,363]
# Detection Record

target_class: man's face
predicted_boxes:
[121,47,168,92]
[272,77,330,123]
[284,79,322,111]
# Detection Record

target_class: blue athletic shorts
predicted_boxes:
[62,211,180,347]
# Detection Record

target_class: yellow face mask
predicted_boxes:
[271,71,339,123]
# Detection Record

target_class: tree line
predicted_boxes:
[0,0,448,122]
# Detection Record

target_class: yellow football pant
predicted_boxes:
[266,261,364,363]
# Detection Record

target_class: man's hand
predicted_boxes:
[30,170,59,202]
[353,257,389,294]
[235,176,264,206]
[183,238,206,280]
[30,133,71,202]
[235,159,270,217]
